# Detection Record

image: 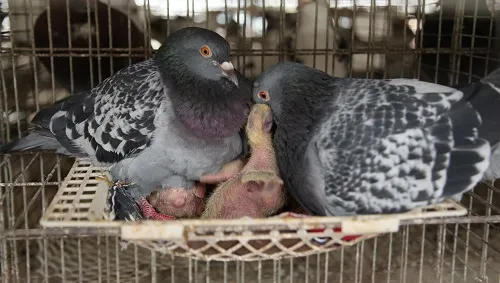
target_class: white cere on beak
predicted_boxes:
[219,61,234,72]
[218,61,239,86]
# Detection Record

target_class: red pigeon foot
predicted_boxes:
[138,196,176,221]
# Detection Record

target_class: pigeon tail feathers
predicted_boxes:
[457,68,500,146]
[457,67,500,181]
[0,93,88,155]
[439,104,491,199]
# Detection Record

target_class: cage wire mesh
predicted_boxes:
[0,0,499,282]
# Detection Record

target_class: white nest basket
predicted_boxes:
[39,158,468,262]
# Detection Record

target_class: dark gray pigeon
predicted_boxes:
[3,27,253,219]
[252,61,500,216]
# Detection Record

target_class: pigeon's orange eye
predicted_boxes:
[258,91,270,101]
[200,45,212,57]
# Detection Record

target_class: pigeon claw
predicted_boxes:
[96,174,114,187]
[138,196,176,221]
[97,175,136,188]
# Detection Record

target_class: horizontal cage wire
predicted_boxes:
[0,0,499,282]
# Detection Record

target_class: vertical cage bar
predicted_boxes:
[94,0,103,84]
[331,0,339,76]
[324,252,329,283]
[105,234,111,283]
[127,0,132,66]
[339,247,344,283]
[170,254,176,283]
[400,226,410,283]
[106,0,114,76]
[115,237,120,283]
[366,0,374,79]
[7,160,19,281]
[59,238,65,282]
[316,253,320,283]
[194,258,199,283]
[401,0,409,78]
[415,0,424,80]
[484,0,497,76]
[311,0,318,69]
[97,236,102,283]
[235,0,241,71]
[85,0,95,89]
[206,260,210,283]
[0,157,8,282]
[305,255,309,283]
[273,259,278,283]
[78,238,83,283]
[348,2,357,78]
[7,0,21,139]
[371,237,378,283]
[386,233,393,283]
[450,0,465,85]
[479,182,495,280]
[278,0,284,63]
[418,225,426,283]
[436,224,447,283]
[467,0,480,83]
[450,224,459,283]
[29,0,40,111]
[151,250,157,283]
[464,190,475,281]
[0,1,7,143]
[325,0,331,74]
[166,0,170,36]
[432,0,443,83]
[354,242,361,283]
[260,0,266,74]
[135,244,140,283]
[145,0,152,59]
[224,261,228,283]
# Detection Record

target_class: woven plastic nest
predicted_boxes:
[40,158,468,262]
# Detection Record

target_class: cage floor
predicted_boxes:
[33,158,472,262]
[20,224,500,283]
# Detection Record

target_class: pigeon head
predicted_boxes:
[156,27,238,86]
[253,61,333,123]
[154,27,252,140]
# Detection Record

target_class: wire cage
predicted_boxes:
[1,0,500,282]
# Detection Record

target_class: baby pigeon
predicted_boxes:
[201,104,285,219]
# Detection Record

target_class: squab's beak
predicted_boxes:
[247,104,273,134]
[254,104,273,132]
[218,61,239,87]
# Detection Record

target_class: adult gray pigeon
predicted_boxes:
[252,61,500,216]
[2,27,253,218]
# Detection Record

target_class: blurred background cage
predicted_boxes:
[1,0,500,282]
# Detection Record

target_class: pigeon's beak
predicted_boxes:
[218,61,238,87]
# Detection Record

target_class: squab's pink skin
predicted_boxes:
[146,182,206,219]
[201,104,285,219]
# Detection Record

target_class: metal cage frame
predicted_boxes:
[0,0,500,282]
